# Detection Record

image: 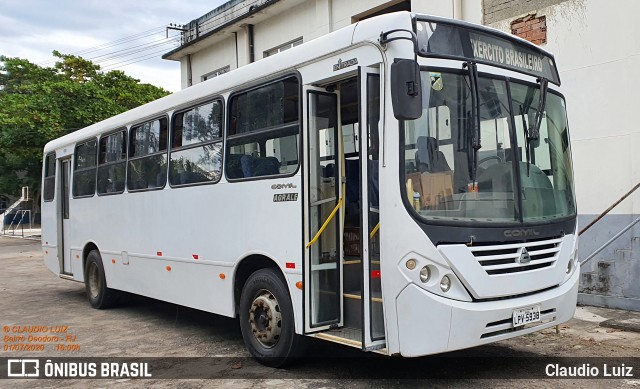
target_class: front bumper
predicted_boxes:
[395,262,579,357]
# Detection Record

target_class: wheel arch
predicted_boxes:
[233,253,289,315]
[81,241,100,278]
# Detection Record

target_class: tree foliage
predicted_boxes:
[0,52,170,199]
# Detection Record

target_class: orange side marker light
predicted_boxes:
[166,266,172,271]
[219,273,226,280]
[296,281,303,290]
[112,259,116,264]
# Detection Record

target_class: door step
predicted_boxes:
[312,328,389,354]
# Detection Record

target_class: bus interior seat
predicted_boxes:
[344,159,360,221]
[453,151,470,193]
[240,154,280,177]
[416,136,451,173]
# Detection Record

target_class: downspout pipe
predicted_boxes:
[453,0,462,20]
[248,24,255,63]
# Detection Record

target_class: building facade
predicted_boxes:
[163,0,482,89]
[484,0,640,311]
[164,0,640,311]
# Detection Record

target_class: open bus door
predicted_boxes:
[303,67,386,350]
[358,66,386,350]
[304,86,344,333]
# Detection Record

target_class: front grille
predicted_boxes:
[469,238,562,275]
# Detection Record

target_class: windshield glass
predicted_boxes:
[402,71,576,224]
[510,82,576,221]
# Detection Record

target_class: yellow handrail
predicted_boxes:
[306,198,342,249]
[369,222,380,239]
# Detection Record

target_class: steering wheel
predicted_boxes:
[478,155,502,167]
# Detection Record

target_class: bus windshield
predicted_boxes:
[402,71,576,224]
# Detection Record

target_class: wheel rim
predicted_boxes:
[87,262,100,299]
[248,289,282,348]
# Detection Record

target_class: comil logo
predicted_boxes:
[7,359,40,377]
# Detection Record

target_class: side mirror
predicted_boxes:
[391,59,423,120]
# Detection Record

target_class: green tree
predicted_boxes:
[0,52,170,202]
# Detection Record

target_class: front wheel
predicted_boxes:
[84,249,119,309]
[239,268,303,367]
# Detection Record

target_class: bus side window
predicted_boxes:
[169,100,223,186]
[73,139,98,198]
[226,76,300,179]
[128,118,168,191]
[43,152,56,201]
[97,129,127,195]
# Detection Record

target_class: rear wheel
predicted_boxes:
[239,268,303,367]
[84,250,119,309]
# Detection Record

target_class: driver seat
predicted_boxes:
[416,136,451,173]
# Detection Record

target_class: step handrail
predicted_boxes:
[578,182,640,265]
[579,182,640,236]
[580,215,640,265]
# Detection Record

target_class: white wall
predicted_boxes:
[488,0,640,215]
[254,0,315,59]
[182,0,483,88]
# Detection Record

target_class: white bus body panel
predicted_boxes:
[396,267,579,356]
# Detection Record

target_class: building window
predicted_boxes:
[202,65,231,81]
[263,38,303,58]
[128,117,168,191]
[169,99,223,186]
[43,152,56,202]
[226,76,300,180]
[73,139,97,198]
[97,130,127,195]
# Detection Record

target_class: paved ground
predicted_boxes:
[2,236,640,388]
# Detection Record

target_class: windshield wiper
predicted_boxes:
[522,78,549,176]
[529,78,548,141]
[464,62,481,191]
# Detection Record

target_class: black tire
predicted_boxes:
[84,249,119,309]
[239,268,304,367]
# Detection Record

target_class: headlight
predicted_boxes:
[440,275,451,292]
[419,266,431,283]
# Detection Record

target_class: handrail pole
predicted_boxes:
[306,199,342,249]
[580,215,640,265]
[579,182,640,236]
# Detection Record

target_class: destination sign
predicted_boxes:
[415,20,560,85]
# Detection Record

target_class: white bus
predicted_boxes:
[41,12,579,366]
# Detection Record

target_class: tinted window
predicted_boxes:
[226,77,300,179]
[169,100,223,186]
[129,118,168,191]
[97,130,127,195]
[43,153,56,202]
[73,140,97,197]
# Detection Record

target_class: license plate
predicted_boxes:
[512,305,541,327]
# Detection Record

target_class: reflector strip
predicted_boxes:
[157,251,162,257]
[371,270,381,278]
[286,262,295,269]
[192,254,199,260]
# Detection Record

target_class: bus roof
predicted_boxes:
[43,11,558,154]
[43,11,415,154]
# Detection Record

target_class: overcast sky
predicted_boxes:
[1,0,227,92]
